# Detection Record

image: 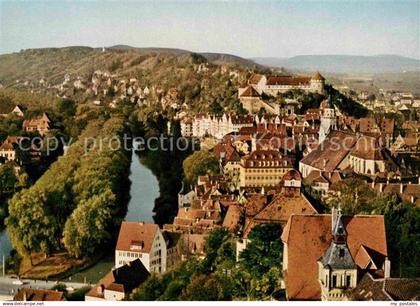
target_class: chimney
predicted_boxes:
[384,257,391,278]
[400,183,404,194]
[331,207,337,231]
[323,159,327,168]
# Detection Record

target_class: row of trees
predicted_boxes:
[6,116,131,259]
[131,224,283,301]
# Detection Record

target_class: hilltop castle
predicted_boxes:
[239,72,325,114]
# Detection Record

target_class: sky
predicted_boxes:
[0,0,419,59]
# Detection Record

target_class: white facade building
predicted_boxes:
[115,222,167,274]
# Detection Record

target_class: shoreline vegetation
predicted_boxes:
[6,116,132,278]
[3,110,193,280]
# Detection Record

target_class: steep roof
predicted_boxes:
[14,288,64,301]
[312,72,325,81]
[86,259,150,299]
[116,222,159,254]
[300,131,358,172]
[222,205,244,233]
[351,135,384,160]
[248,73,264,85]
[281,214,388,300]
[349,272,420,301]
[240,85,260,98]
[243,193,317,237]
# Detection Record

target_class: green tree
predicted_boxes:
[183,150,220,184]
[180,274,230,301]
[57,99,76,117]
[0,164,17,195]
[239,223,283,278]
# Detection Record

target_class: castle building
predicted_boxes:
[239,72,325,114]
[247,72,325,96]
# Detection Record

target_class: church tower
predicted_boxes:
[318,206,358,301]
[318,97,337,143]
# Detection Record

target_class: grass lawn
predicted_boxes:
[20,252,87,280]
[64,253,114,284]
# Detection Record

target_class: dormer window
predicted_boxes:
[130,240,144,250]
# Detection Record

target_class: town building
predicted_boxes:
[85,259,150,301]
[281,212,389,300]
[23,113,52,136]
[181,113,254,139]
[0,136,21,161]
[247,72,325,96]
[115,221,167,273]
[239,150,293,187]
[299,131,358,178]
[347,272,420,301]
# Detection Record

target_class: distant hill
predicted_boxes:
[109,45,261,68]
[251,54,420,73]
[0,46,261,86]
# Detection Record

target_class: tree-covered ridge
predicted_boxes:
[6,116,131,258]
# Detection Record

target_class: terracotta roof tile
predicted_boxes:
[115,222,158,254]
[281,214,387,300]
[14,289,64,301]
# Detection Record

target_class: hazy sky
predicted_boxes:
[1,0,419,59]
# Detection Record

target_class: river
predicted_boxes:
[0,149,159,281]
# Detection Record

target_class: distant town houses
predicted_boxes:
[181,113,254,139]
[300,131,398,185]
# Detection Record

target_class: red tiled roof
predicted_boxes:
[266,75,311,86]
[14,288,64,301]
[86,259,150,299]
[240,86,260,98]
[243,193,317,237]
[351,136,384,160]
[248,74,264,85]
[300,131,357,172]
[116,222,158,254]
[223,205,244,233]
[281,214,388,300]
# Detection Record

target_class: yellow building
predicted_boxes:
[239,150,293,187]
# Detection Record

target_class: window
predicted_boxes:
[332,275,337,287]
[346,275,351,287]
